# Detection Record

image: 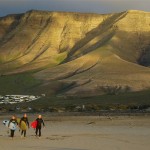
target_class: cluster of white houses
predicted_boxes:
[0,95,41,104]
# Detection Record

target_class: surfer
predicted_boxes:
[35,115,45,138]
[20,113,30,138]
[8,116,18,139]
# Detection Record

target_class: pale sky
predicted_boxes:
[0,0,149,17]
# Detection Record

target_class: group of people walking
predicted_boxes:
[8,114,45,139]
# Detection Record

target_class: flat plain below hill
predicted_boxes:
[0,115,150,150]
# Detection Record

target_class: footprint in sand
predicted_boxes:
[46,137,64,140]
[46,135,71,141]
[86,122,95,125]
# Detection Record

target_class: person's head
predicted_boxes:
[24,113,27,118]
[12,116,15,119]
[38,115,42,119]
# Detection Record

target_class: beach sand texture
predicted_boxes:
[0,116,150,150]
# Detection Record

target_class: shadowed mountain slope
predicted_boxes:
[0,10,150,96]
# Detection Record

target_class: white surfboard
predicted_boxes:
[3,120,17,130]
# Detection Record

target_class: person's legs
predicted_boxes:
[39,127,41,137]
[24,130,26,137]
[10,130,13,137]
[35,127,38,136]
[10,130,15,138]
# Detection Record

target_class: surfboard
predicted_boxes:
[3,120,17,130]
[17,118,27,130]
[31,120,37,129]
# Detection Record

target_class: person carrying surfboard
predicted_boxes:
[35,115,45,138]
[20,113,29,138]
[8,116,18,139]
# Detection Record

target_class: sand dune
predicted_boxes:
[0,115,150,150]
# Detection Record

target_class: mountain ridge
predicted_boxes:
[0,10,150,96]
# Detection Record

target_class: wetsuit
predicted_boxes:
[20,117,29,137]
[35,118,45,137]
[8,119,18,138]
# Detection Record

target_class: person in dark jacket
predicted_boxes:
[8,116,18,139]
[20,113,29,138]
[35,115,45,138]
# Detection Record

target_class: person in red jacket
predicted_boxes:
[35,115,45,138]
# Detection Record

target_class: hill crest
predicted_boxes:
[0,10,150,96]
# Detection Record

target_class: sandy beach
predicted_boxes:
[0,115,150,150]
